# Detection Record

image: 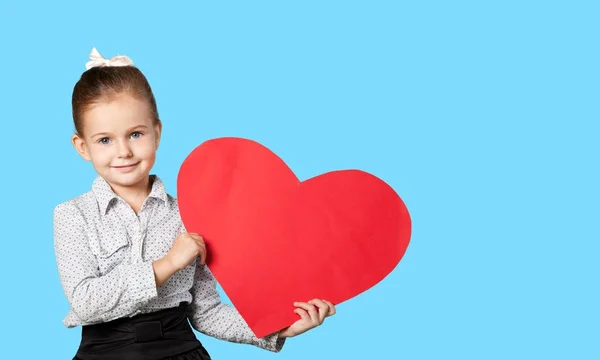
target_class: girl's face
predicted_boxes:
[72,92,161,195]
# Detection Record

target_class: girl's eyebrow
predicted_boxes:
[128,125,149,131]
[91,125,149,139]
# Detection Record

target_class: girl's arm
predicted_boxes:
[185,263,286,352]
[153,255,179,287]
[53,202,160,324]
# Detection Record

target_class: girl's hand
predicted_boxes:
[166,232,206,271]
[278,299,336,338]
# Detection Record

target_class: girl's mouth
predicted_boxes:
[112,162,140,171]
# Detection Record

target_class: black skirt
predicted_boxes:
[73,303,211,360]
[75,347,210,360]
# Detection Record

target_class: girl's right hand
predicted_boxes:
[166,232,206,271]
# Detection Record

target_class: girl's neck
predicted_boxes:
[110,176,153,214]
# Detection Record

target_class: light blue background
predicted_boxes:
[0,1,598,359]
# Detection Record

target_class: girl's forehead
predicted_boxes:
[83,94,154,134]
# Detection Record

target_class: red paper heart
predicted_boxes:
[177,137,411,338]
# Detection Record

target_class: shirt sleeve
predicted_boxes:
[53,202,158,324]
[186,262,286,352]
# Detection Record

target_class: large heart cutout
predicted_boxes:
[177,137,411,338]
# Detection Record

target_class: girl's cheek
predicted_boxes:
[140,143,157,158]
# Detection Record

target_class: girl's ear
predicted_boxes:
[154,120,162,150]
[71,134,92,161]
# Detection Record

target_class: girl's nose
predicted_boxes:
[117,140,133,158]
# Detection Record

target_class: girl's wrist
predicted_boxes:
[163,253,180,272]
[152,255,179,287]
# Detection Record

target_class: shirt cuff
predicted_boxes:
[124,261,158,304]
[260,332,287,352]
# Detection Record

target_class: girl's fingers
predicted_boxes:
[294,308,310,322]
[308,299,329,323]
[190,233,204,244]
[199,241,207,263]
[198,247,206,264]
[322,300,336,316]
[189,235,206,263]
[294,302,319,324]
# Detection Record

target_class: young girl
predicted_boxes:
[53,48,336,360]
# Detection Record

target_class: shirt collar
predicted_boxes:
[92,175,168,214]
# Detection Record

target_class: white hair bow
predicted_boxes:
[85,47,134,70]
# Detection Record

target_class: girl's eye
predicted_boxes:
[99,137,111,144]
[131,131,143,139]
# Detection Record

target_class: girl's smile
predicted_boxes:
[112,161,141,172]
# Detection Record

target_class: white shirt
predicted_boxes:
[53,175,284,352]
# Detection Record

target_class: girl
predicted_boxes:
[53,48,336,360]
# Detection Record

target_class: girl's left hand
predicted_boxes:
[278,299,336,338]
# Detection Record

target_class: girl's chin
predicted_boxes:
[105,172,150,187]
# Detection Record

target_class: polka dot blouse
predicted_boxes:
[53,175,285,352]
